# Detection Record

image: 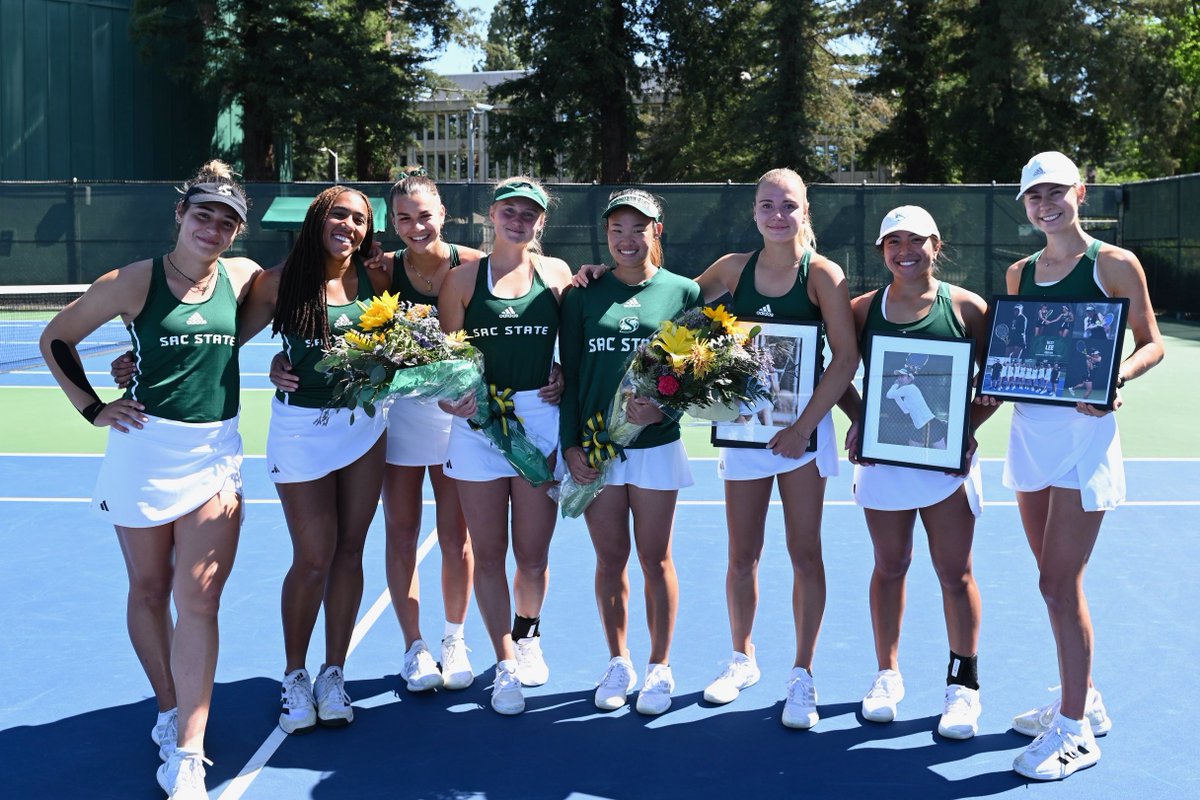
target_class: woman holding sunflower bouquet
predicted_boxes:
[238,185,392,735]
[559,190,702,715]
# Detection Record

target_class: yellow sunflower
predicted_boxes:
[702,304,739,335]
[357,291,400,331]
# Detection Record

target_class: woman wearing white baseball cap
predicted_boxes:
[1001,151,1164,781]
[838,205,995,741]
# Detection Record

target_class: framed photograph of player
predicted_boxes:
[711,319,821,450]
[978,295,1129,410]
[857,331,975,472]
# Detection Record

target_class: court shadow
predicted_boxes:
[282,680,1028,800]
[0,677,281,799]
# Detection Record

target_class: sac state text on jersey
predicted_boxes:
[588,335,650,353]
[158,333,237,347]
[469,325,551,338]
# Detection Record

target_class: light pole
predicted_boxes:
[467,104,493,183]
[319,146,339,183]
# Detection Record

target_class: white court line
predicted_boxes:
[0,385,278,392]
[217,528,438,800]
[13,370,275,378]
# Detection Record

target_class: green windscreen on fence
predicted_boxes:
[8,178,1191,311]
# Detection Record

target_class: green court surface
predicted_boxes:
[6,320,1197,458]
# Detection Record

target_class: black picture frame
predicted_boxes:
[978,295,1129,410]
[711,319,821,451]
[857,331,974,472]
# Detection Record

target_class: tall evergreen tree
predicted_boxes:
[489,0,643,182]
[133,0,472,180]
[850,0,956,182]
[641,0,843,182]
[478,0,532,70]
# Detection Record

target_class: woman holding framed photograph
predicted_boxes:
[1002,151,1164,781]
[694,168,858,729]
[839,205,994,740]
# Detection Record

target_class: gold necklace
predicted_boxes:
[166,253,213,292]
[403,249,436,294]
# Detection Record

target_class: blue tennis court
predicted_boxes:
[2,341,1198,799]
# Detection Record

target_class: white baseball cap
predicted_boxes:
[875,205,940,245]
[1016,151,1082,200]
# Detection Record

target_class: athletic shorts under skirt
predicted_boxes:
[266,397,387,484]
[93,413,243,528]
[853,455,983,516]
[386,396,453,467]
[1003,402,1124,512]
[443,390,558,482]
[601,439,693,491]
[717,412,839,481]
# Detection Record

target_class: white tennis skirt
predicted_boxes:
[386,396,453,467]
[853,456,983,516]
[717,412,839,481]
[602,439,694,491]
[1003,403,1124,511]
[93,413,243,528]
[266,398,388,484]
[443,390,558,482]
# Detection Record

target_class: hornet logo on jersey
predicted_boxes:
[618,316,640,334]
[499,306,519,319]
[333,313,353,329]
[756,304,774,317]
[185,311,208,326]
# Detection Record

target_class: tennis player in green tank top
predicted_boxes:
[999,152,1163,781]
[240,186,392,738]
[836,205,995,742]
[437,177,574,715]
[40,161,261,797]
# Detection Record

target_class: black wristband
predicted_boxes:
[81,400,106,424]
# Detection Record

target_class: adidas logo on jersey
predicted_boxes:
[271,465,281,474]
[623,297,641,308]
[499,306,519,319]
[99,500,109,511]
[756,304,774,317]
[185,311,208,326]
[333,313,353,329]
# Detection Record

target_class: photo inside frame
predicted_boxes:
[860,332,973,472]
[712,321,820,449]
[981,297,1126,407]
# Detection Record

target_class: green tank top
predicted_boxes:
[863,281,966,358]
[126,257,240,422]
[389,243,461,303]
[731,250,821,322]
[463,256,559,391]
[1018,239,1107,299]
[558,269,701,452]
[277,261,375,408]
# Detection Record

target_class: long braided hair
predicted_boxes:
[273,185,375,345]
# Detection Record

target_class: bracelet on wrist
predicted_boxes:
[81,400,106,424]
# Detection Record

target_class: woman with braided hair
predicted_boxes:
[240,185,391,736]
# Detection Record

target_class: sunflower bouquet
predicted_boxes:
[556,305,772,518]
[316,291,553,485]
